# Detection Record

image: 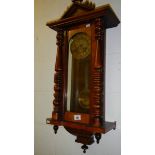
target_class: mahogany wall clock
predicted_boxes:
[46,0,120,153]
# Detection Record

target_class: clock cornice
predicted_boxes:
[46,4,120,31]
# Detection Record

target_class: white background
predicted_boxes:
[0,0,155,155]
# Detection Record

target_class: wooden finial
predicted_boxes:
[72,0,83,3]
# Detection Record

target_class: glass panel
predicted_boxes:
[67,32,91,113]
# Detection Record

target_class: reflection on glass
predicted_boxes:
[67,32,91,113]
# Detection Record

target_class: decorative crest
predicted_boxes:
[72,0,83,2]
[61,0,95,19]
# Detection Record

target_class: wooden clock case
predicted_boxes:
[46,0,120,153]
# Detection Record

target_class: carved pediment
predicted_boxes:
[61,0,95,19]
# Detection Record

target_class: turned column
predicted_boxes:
[91,18,105,127]
[52,29,64,121]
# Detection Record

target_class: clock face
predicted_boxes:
[70,32,91,60]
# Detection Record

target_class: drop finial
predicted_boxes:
[81,144,88,153]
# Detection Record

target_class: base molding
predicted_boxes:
[46,118,116,153]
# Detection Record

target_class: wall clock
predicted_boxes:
[46,0,120,153]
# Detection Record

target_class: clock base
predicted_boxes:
[65,127,94,145]
[46,118,116,133]
[46,118,116,152]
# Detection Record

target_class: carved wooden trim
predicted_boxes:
[72,0,83,3]
[76,0,95,10]
[91,18,105,127]
[61,0,95,19]
[52,29,64,121]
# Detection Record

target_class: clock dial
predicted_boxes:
[70,32,91,59]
